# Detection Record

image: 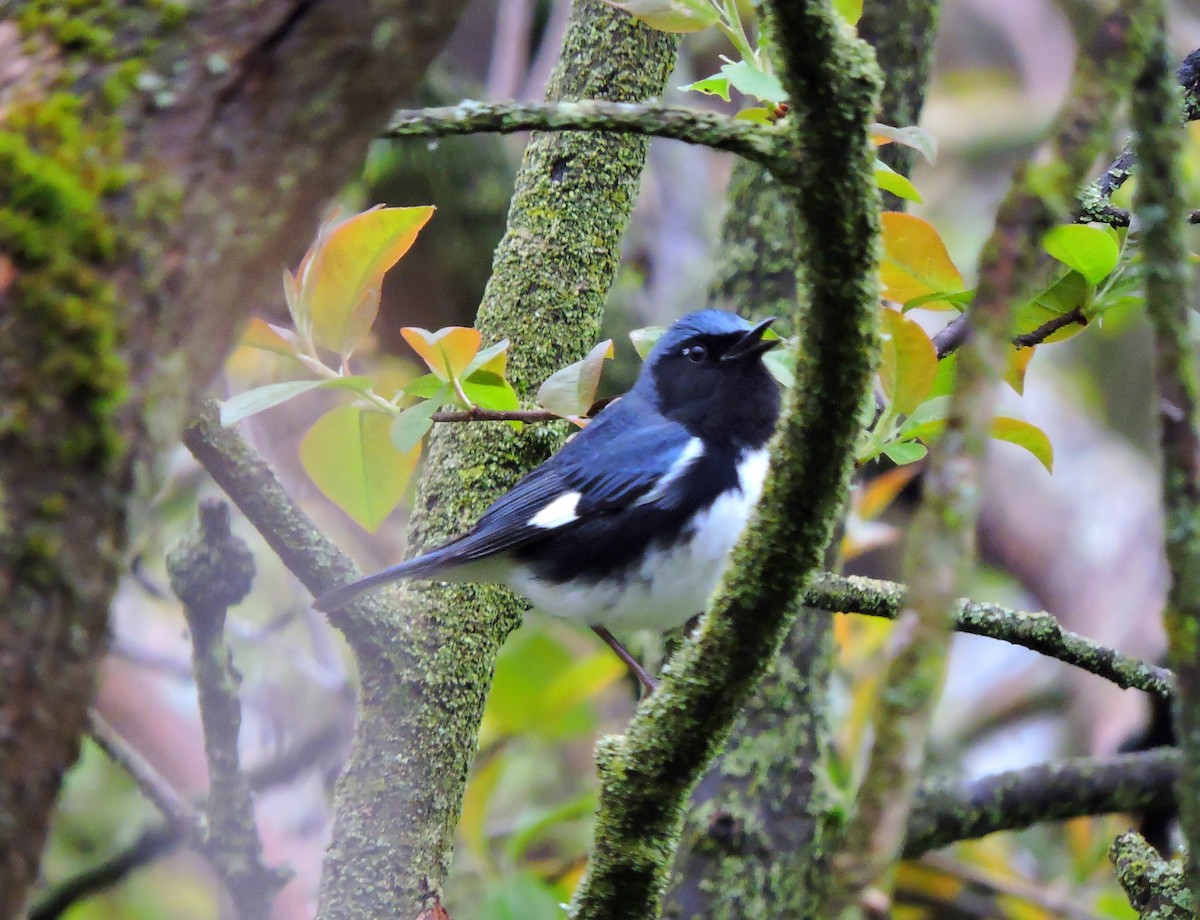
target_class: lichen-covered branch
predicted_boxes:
[905,749,1179,857]
[570,2,881,915]
[384,99,781,166]
[167,499,288,917]
[826,5,1156,912]
[1131,13,1200,910]
[665,3,942,914]
[1111,831,1195,919]
[1077,47,1200,225]
[804,572,1174,699]
[314,4,678,918]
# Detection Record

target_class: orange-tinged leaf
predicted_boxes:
[300,205,435,357]
[300,405,420,532]
[879,212,964,309]
[879,308,937,414]
[858,464,922,520]
[401,326,482,383]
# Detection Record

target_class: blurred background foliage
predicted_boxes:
[33,1,1200,917]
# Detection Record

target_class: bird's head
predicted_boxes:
[636,310,783,447]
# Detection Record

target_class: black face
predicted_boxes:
[648,330,782,448]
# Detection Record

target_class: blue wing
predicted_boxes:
[313,397,699,612]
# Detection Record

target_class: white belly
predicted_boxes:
[506,449,769,632]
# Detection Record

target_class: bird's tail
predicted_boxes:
[313,546,460,612]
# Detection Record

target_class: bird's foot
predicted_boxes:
[591,625,659,695]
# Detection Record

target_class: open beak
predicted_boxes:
[722,317,780,362]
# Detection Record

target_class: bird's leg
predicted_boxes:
[591,625,660,694]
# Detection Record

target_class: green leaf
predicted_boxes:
[629,326,665,359]
[720,60,787,105]
[833,0,864,25]
[481,873,569,920]
[879,309,937,415]
[734,106,775,125]
[401,373,448,401]
[1043,224,1119,285]
[219,376,371,426]
[679,73,731,101]
[992,416,1054,471]
[931,352,957,397]
[874,161,923,203]
[900,396,951,431]
[462,370,519,412]
[463,338,510,378]
[901,289,973,312]
[391,399,439,454]
[537,340,614,419]
[604,0,720,32]
[300,405,419,532]
[763,345,795,388]
[883,440,927,465]
[870,123,938,164]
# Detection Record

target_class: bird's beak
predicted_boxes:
[722,317,780,362]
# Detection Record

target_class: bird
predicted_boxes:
[314,310,783,691]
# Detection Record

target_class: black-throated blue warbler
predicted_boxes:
[315,310,782,689]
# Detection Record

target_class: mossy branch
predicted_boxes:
[1077,46,1200,226]
[804,572,1174,699]
[1111,831,1195,919]
[1131,12,1200,910]
[569,1,882,915]
[383,99,783,167]
[826,4,1158,911]
[906,749,1178,857]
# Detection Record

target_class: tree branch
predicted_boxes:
[570,1,883,914]
[1077,47,1200,225]
[383,99,782,168]
[827,4,1158,910]
[904,748,1178,857]
[1131,14,1200,910]
[805,572,1173,699]
[167,499,289,916]
[1110,830,1195,918]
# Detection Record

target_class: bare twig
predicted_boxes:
[167,499,289,916]
[87,712,205,843]
[1013,306,1087,349]
[430,406,560,423]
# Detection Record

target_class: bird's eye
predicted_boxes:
[682,344,707,363]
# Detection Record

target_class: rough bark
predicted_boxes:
[0,2,469,913]
[314,4,678,918]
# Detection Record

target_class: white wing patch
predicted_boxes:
[529,491,582,529]
[634,437,705,507]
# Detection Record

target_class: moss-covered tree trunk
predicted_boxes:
[0,3,470,913]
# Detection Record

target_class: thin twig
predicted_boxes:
[1013,306,1087,349]
[430,406,560,423]
[87,712,205,843]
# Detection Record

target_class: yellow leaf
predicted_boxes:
[401,326,482,383]
[879,308,937,414]
[298,205,435,357]
[1005,343,1036,394]
[858,465,922,520]
[239,316,299,356]
[299,405,419,532]
[879,212,964,309]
